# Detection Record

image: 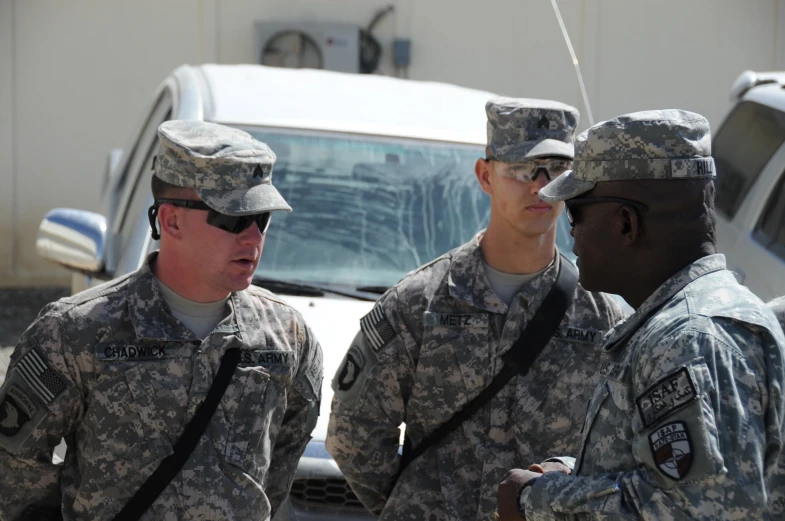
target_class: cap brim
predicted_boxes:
[539,170,596,202]
[525,139,574,159]
[196,183,292,216]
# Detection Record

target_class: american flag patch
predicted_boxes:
[16,349,67,405]
[360,306,397,351]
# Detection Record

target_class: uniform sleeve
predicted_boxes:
[0,311,81,521]
[522,328,778,521]
[266,321,323,516]
[326,288,417,514]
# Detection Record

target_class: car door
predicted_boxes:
[713,97,785,298]
[745,159,785,300]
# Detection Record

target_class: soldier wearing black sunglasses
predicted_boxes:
[0,120,323,521]
[148,197,272,239]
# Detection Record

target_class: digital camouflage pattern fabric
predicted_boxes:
[0,255,323,521]
[485,97,579,162]
[155,120,292,216]
[326,235,625,521]
[539,110,716,203]
[519,255,785,520]
[767,295,785,519]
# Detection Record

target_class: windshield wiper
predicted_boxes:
[253,276,377,301]
[354,285,390,294]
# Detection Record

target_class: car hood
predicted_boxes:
[281,295,375,442]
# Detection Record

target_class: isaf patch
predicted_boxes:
[636,367,697,428]
[15,349,67,405]
[650,421,693,480]
[361,306,397,352]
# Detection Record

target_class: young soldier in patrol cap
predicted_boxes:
[326,98,625,521]
[0,121,323,520]
[497,110,785,520]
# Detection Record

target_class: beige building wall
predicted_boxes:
[0,0,783,286]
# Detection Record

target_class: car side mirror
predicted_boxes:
[36,208,108,276]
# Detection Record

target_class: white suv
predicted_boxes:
[714,70,785,301]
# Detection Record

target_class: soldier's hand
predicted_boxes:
[497,468,539,521]
[528,461,571,475]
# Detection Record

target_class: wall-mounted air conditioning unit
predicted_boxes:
[255,22,361,73]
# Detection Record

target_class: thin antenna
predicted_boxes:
[550,0,594,125]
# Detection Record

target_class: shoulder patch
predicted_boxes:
[636,367,697,428]
[360,307,397,352]
[650,421,693,480]
[0,386,37,436]
[337,347,365,391]
[332,331,380,407]
[15,349,67,405]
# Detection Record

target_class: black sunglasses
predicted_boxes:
[564,196,649,226]
[148,198,272,240]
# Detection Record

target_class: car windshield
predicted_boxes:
[245,127,575,290]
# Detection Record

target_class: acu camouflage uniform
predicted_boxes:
[327,93,624,521]
[0,120,322,521]
[524,110,785,520]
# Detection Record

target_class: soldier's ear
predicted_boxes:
[617,204,642,246]
[157,204,184,240]
[475,158,493,195]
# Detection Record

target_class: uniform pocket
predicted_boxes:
[82,365,174,473]
[574,382,610,475]
[512,345,602,457]
[408,334,469,430]
[225,367,273,480]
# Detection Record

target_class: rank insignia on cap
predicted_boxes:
[360,307,397,352]
[15,349,67,405]
[650,421,693,480]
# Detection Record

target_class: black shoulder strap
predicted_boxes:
[397,257,578,477]
[111,347,241,521]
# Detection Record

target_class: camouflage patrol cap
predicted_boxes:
[154,120,292,216]
[486,97,579,162]
[540,109,715,202]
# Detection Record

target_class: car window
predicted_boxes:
[714,101,785,219]
[246,127,575,290]
[753,167,785,261]
[113,92,172,231]
[118,141,157,254]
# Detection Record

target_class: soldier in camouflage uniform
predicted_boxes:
[0,121,323,520]
[326,98,625,521]
[497,110,785,520]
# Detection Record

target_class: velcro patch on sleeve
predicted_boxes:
[636,367,698,428]
[331,331,379,407]
[0,372,51,454]
[15,349,67,405]
[649,421,693,480]
[360,306,397,352]
[598,360,627,382]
